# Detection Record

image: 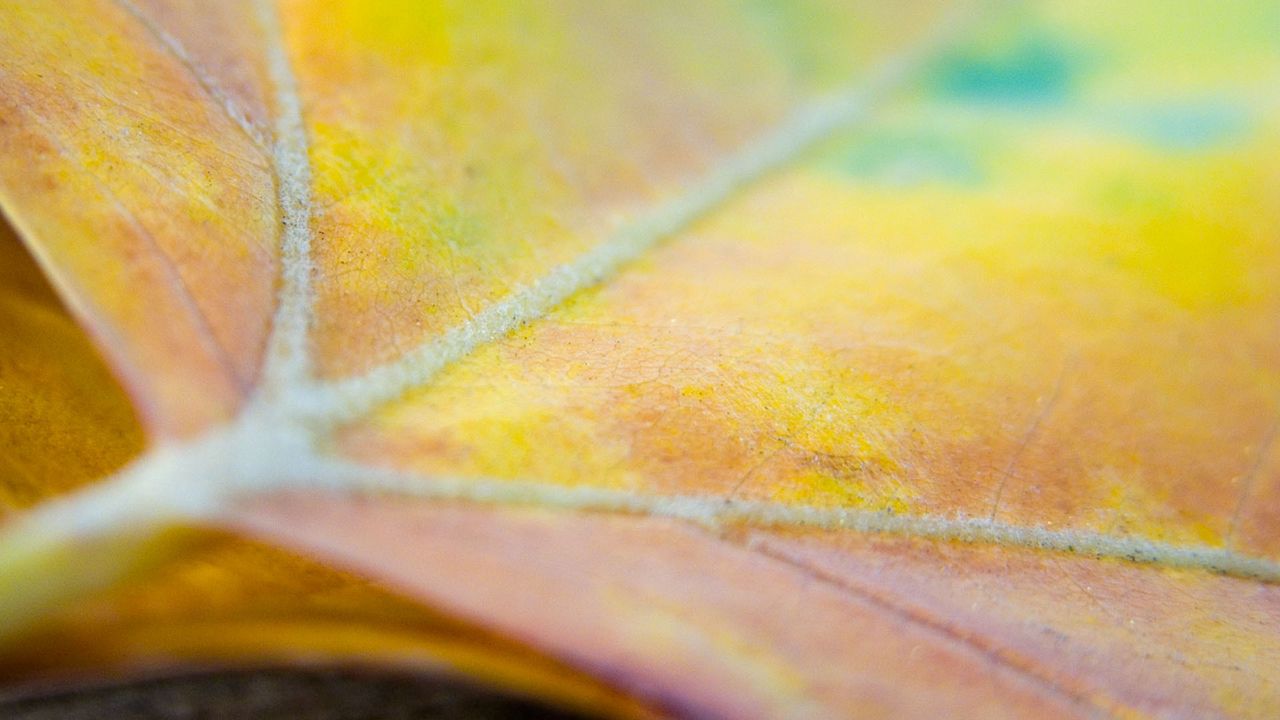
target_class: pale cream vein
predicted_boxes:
[263,458,1280,585]
[254,0,316,392]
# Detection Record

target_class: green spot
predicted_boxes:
[741,0,856,84]
[931,34,1079,106]
[824,131,984,187]
[1106,103,1249,151]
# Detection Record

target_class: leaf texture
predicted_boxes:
[1,0,1279,718]
[0,220,142,509]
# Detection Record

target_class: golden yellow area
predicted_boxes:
[0,220,143,512]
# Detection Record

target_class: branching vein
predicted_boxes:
[305,4,974,424]
[3,0,1278,652]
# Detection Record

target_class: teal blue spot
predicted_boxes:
[825,132,984,188]
[1109,104,1249,151]
[932,35,1078,106]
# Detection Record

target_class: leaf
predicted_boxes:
[0,220,143,509]
[0,0,1279,717]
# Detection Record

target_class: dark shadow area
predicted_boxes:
[0,666,600,720]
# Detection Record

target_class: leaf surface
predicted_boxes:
[0,0,1279,718]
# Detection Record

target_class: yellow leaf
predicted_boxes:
[0,220,142,510]
[1,0,1279,717]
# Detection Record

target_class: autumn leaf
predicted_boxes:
[1,0,1279,717]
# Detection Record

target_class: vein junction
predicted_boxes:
[3,0,1279,641]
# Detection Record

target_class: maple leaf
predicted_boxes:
[1,0,1279,717]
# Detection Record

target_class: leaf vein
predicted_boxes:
[740,537,1114,717]
[112,0,271,153]
[303,5,976,425]
[6,98,250,394]
[255,0,317,393]
[266,457,1280,585]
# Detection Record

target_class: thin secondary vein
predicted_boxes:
[7,99,249,394]
[274,458,1280,585]
[255,0,317,392]
[112,0,270,152]
[742,539,1109,717]
[989,358,1071,521]
[1225,413,1280,548]
[306,3,977,426]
